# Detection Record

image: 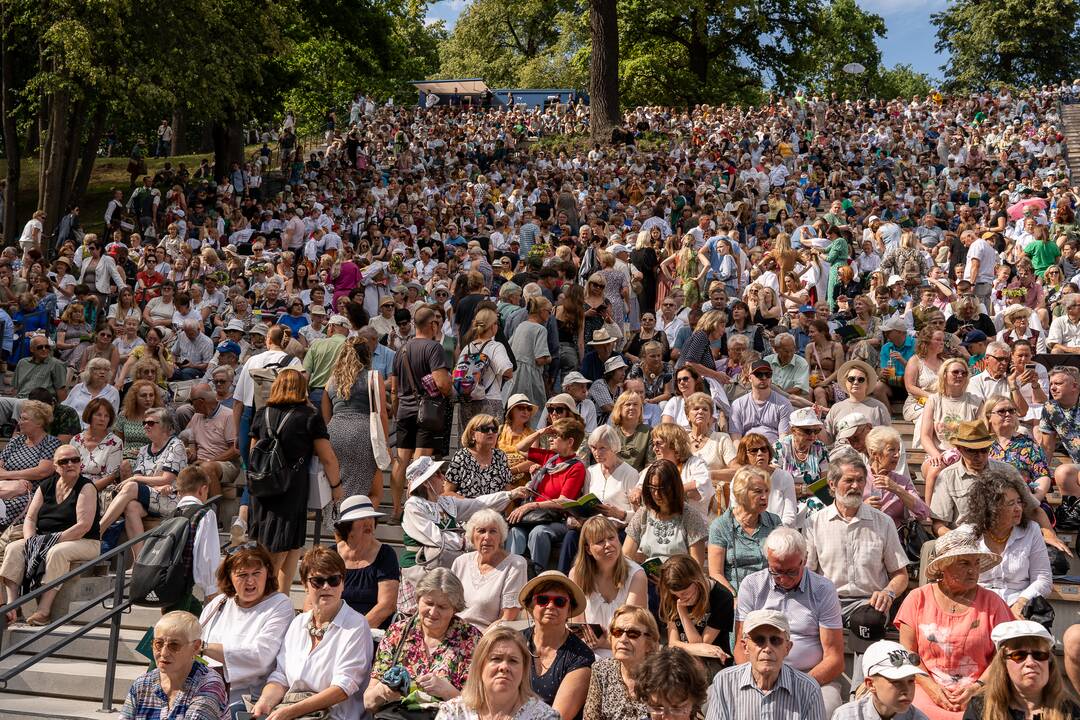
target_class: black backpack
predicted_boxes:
[248,406,306,498]
[130,499,217,608]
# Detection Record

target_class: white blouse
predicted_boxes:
[975,521,1053,605]
[199,591,296,703]
[584,461,639,524]
[581,558,644,659]
[267,602,373,720]
[451,551,529,631]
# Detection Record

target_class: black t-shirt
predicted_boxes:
[671,580,735,657]
[342,543,401,629]
[945,312,996,339]
[392,338,448,418]
[454,293,487,337]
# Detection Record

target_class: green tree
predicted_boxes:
[932,0,1080,89]
[876,64,934,100]
[802,0,886,99]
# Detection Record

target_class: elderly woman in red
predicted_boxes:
[507,418,587,578]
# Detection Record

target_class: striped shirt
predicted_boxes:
[735,568,842,672]
[832,694,928,719]
[705,662,825,720]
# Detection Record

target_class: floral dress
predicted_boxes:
[444,448,512,498]
[370,615,480,707]
[0,434,62,532]
[989,435,1051,494]
[773,435,832,506]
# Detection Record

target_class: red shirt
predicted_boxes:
[527,448,586,501]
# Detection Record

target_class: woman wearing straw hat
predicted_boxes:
[997,303,1046,354]
[335,495,400,630]
[963,620,1080,720]
[894,528,1012,720]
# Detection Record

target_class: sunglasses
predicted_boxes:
[476,424,499,434]
[752,371,773,379]
[225,540,258,556]
[748,633,787,647]
[992,408,1018,416]
[870,649,922,672]
[676,376,693,383]
[1005,649,1050,663]
[747,447,770,454]
[308,574,343,589]
[846,375,866,384]
[151,639,191,653]
[610,626,647,639]
[549,406,570,414]
[142,420,159,427]
[56,456,81,466]
[532,594,569,608]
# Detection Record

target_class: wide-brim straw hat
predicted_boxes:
[926,527,1002,579]
[518,571,587,615]
[838,359,879,393]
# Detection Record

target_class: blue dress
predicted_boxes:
[11,305,50,365]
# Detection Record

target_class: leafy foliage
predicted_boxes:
[932,0,1080,90]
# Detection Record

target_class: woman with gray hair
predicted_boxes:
[365,567,482,713]
[864,426,929,528]
[963,466,1054,619]
[451,508,528,630]
[97,407,187,548]
[62,356,120,424]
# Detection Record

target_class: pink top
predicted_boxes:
[331,261,360,310]
[893,584,1011,720]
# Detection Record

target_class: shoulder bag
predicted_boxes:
[369,369,392,471]
[399,341,446,433]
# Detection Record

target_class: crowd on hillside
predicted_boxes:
[2,82,1080,720]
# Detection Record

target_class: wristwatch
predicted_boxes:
[885,589,897,600]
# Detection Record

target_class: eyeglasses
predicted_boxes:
[307,574,342,589]
[532,594,569,608]
[610,626,647,639]
[748,633,787,647]
[948,369,970,377]
[1005,649,1051,663]
[846,375,866,384]
[987,355,1010,363]
[676,376,693,383]
[55,457,80,466]
[31,344,48,351]
[768,564,802,578]
[747,447,770,455]
[151,638,191,653]
[142,420,159,427]
[646,705,693,719]
[476,424,498,434]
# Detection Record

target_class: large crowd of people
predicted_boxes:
[3,82,1080,719]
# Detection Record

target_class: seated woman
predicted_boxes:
[335,495,400,631]
[365,568,481,715]
[435,625,560,720]
[983,395,1053,502]
[624,460,708,568]
[683,391,737,501]
[658,554,733,671]
[62,358,121,423]
[646,423,713,518]
[0,400,62,537]
[920,358,983,504]
[774,407,831,505]
[726,433,798,527]
[0,445,99,625]
[519,571,594,720]
[97,408,187,550]
[451,509,528,631]
[115,379,164,462]
[965,467,1053,620]
[445,414,513,498]
[708,466,780,597]
[864,426,930,528]
[122,611,227,719]
[199,542,295,715]
[895,528,1012,720]
[568,516,648,658]
[963,620,1080,720]
[627,341,673,423]
[508,418,587,578]
[498,394,538,486]
[253,546,373,720]
[608,392,653,471]
[629,646,709,720]
[583,606,660,720]
[71,398,124,493]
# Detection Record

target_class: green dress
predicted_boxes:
[678,252,703,307]
[826,236,850,307]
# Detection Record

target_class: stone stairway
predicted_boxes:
[1060,102,1080,182]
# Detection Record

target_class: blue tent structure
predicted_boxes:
[411,79,585,109]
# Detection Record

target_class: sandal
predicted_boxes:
[24,612,50,626]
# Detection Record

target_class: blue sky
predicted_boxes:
[425,0,949,81]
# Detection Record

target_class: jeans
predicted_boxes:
[238,404,254,466]
[557,527,626,573]
[507,522,567,576]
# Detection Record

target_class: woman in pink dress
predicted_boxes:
[894,528,1012,720]
[331,252,361,312]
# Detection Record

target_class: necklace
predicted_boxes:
[307,615,330,639]
[987,526,1012,544]
[938,585,976,614]
[689,432,709,451]
[791,442,811,462]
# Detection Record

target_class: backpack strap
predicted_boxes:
[265,407,296,441]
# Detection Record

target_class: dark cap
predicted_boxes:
[848,604,888,642]
[962,330,988,346]
[750,360,772,374]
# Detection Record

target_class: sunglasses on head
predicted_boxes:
[532,594,569,608]
[225,540,258,556]
[308,574,342,589]
[870,649,922,672]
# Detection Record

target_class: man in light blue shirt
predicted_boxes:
[359,326,395,380]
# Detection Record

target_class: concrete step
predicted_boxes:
[0,655,141,704]
[0,693,114,720]
[4,624,146,665]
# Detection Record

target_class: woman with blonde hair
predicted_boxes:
[708,466,778,595]
[457,307,513,426]
[727,433,798,527]
[583,606,659,720]
[609,391,652,471]
[321,337,388,519]
[445,413,513,498]
[683,391,736,498]
[647,423,713,518]
[675,309,728,385]
[55,302,90,366]
[904,326,947,423]
[435,625,559,720]
[116,378,163,461]
[569,516,648,657]
[660,235,706,308]
[919,357,983,502]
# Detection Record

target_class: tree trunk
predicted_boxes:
[71,105,107,204]
[588,0,620,144]
[0,4,21,248]
[212,115,244,182]
[688,8,709,106]
[171,107,186,156]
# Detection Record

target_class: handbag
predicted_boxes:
[243,691,328,720]
[372,615,438,720]
[369,370,392,471]
[1022,595,1055,633]
[399,341,446,433]
[899,517,932,564]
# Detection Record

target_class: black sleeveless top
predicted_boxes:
[36,473,100,540]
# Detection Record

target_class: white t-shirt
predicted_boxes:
[965,239,999,284]
[457,339,512,401]
[19,218,42,251]
[233,349,304,407]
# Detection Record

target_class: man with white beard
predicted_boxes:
[804,453,909,644]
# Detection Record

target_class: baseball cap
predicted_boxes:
[963,330,988,346]
[836,412,871,440]
[742,609,790,636]
[847,604,888,642]
[862,640,927,680]
[327,314,350,328]
[749,360,772,374]
[216,341,241,356]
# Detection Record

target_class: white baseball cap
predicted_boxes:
[862,640,927,680]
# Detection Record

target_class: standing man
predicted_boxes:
[155,119,172,157]
[961,229,998,313]
[706,609,826,720]
[390,306,452,523]
[1039,366,1080,504]
[302,314,351,408]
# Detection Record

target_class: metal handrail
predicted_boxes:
[0,525,157,712]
